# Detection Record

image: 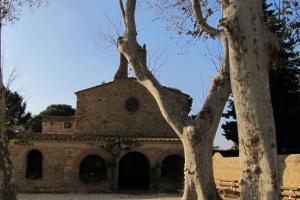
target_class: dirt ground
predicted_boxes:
[18,193,238,200]
[17,193,181,200]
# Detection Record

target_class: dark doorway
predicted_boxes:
[79,155,107,183]
[26,150,43,180]
[118,152,150,190]
[161,155,184,191]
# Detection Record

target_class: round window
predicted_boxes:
[125,97,140,112]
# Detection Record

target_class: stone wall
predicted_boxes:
[10,140,300,193]
[213,153,300,187]
[9,139,184,193]
[75,78,190,136]
[43,116,75,134]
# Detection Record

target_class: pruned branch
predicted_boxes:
[117,0,187,135]
[118,0,126,26]
[124,0,137,40]
[192,0,220,38]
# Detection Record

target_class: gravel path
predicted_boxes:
[18,193,181,200]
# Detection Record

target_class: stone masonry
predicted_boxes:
[9,57,190,193]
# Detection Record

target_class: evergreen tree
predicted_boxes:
[5,89,32,131]
[222,1,300,153]
[30,104,75,133]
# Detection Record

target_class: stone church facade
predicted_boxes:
[9,55,190,193]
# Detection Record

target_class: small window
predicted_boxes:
[50,121,53,126]
[64,122,72,129]
[125,97,140,112]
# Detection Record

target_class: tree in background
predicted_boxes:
[5,89,32,132]
[0,1,47,199]
[30,104,76,133]
[222,0,300,154]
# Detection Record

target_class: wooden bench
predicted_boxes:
[280,186,300,200]
[216,179,240,197]
[215,179,300,199]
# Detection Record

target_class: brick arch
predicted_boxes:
[73,148,111,168]
[24,148,45,167]
[117,150,150,164]
[116,149,152,166]
[161,153,184,163]
[156,150,184,165]
[25,148,44,159]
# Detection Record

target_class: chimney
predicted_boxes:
[114,53,128,80]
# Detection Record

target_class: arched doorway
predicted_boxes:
[118,152,150,190]
[26,149,43,180]
[161,155,184,191]
[79,155,107,183]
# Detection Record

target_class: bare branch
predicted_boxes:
[148,48,165,78]
[192,0,220,38]
[96,15,123,48]
[117,0,187,135]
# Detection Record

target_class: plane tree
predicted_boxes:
[116,0,281,199]
[117,1,230,199]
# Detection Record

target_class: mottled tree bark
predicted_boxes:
[192,0,280,198]
[117,1,231,199]
[221,1,280,199]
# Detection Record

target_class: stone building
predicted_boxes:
[9,54,190,193]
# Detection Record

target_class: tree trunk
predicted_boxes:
[117,1,231,199]
[0,87,16,200]
[0,135,16,200]
[224,0,280,199]
[0,6,17,199]
[181,126,219,200]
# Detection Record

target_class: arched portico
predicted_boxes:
[118,152,150,190]
[161,154,184,191]
[79,154,107,183]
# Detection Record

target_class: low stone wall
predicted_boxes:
[213,153,300,187]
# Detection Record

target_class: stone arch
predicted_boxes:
[79,154,107,183]
[118,151,150,190]
[74,148,110,168]
[26,149,43,180]
[161,154,184,191]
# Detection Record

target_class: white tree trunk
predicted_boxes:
[181,127,219,200]
[117,1,231,199]
[223,0,280,199]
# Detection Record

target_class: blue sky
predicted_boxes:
[3,0,233,149]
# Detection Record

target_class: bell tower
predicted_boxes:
[114,53,128,80]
